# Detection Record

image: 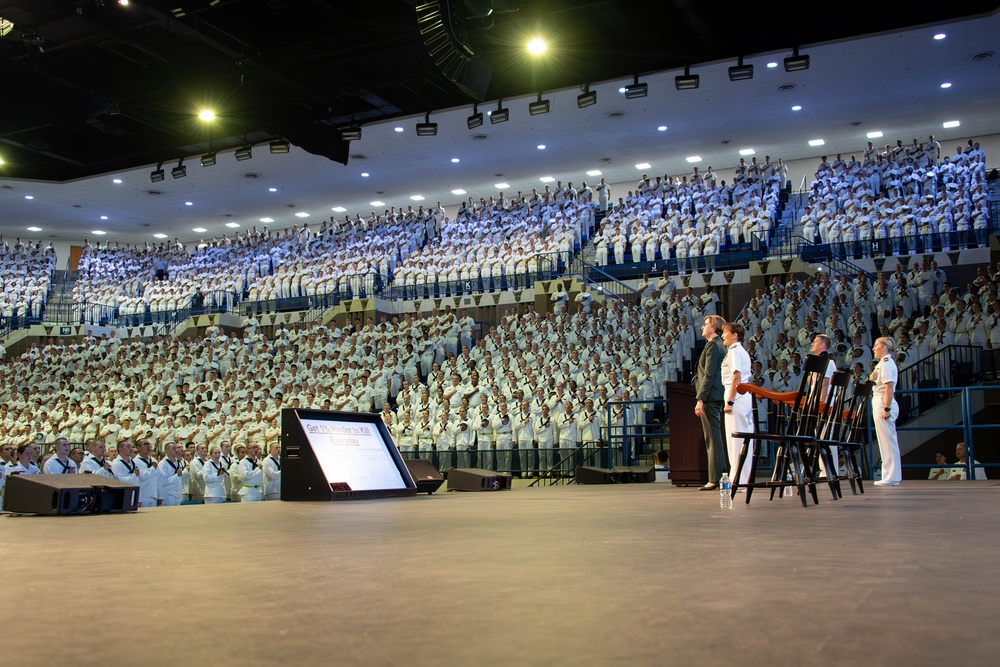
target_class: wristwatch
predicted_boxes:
[727,400,735,406]
[883,406,891,412]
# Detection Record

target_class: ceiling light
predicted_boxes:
[657,125,667,132]
[416,112,438,136]
[586,170,602,177]
[635,163,651,170]
[340,127,362,142]
[618,87,626,94]
[24,195,34,200]
[112,178,122,184]
[269,140,290,154]
[467,104,484,129]
[225,222,241,228]
[686,156,702,163]
[867,131,883,139]
[150,163,165,182]
[766,62,778,69]
[361,172,370,177]
[624,75,648,99]
[728,57,753,81]
[295,212,309,218]
[200,153,217,167]
[527,37,547,55]
[528,92,550,116]
[784,48,810,72]
[259,217,274,223]
[410,195,425,201]
[940,82,952,89]
[739,149,755,156]
[193,227,207,233]
[450,158,460,163]
[791,105,802,111]
[675,66,699,90]
[198,109,215,122]
[537,144,546,150]
[100,216,108,220]
[235,146,252,161]
[184,201,193,206]
[577,85,597,109]
[331,207,346,213]
[451,189,466,195]
[495,183,509,189]
[153,233,168,239]
[92,230,107,235]
[934,33,946,40]
[942,120,960,128]
[808,139,825,146]
[26,226,42,232]
[268,187,277,192]
[490,99,509,124]
[540,176,555,183]
[370,200,385,207]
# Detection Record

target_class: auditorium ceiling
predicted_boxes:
[0,1,998,245]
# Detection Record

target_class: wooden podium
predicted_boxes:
[666,382,709,486]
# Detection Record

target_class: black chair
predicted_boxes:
[838,381,874,495]
[807,370,851,500]
[732,354,829,507]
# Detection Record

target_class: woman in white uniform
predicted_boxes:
[870,336,901,486]
[721,322,753,487]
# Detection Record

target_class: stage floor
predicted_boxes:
[3,480,998,667]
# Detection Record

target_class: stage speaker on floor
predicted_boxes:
[447,468,512,492]
[3,474,139,515]
[576,466,616,484]
[404,459,445,494]
[612,466,656,483]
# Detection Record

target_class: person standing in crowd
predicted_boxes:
[133,439,159,508]
[203,445,229,503]
[263,443,282,500]
[721,322,753,488]
[158,441,186,505]
[239,443,264,502]
[42,438,77,474]
[694,315,727,491]
[870,336,901,486]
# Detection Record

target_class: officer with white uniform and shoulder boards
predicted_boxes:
[870,336,901,487]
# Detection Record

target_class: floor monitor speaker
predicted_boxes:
[446,468,512,492]
[576,466,616,484]
[3,474,139,515]
[612,466,656,483]
[404,459,445,494]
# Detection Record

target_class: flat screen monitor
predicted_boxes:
[281,408,417,500]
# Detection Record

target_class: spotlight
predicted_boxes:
[577,84,597,108]
[467,104,484,130]
[784,47,810,72]
[624,75,647,100]
[235,146,253,161]
[528,92,550,116]
[200,153,217,167]
[150,163,165,183]
[675,66,699,90]
[415,112,438,136]
[269,140,290,154]
[728,56,754,81]
[340,127,362,141]
[171,159,186,179]
[490,99,509,124]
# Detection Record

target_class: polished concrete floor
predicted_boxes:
[2,480,998,667]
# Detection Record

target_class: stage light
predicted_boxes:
[269,140,290,154]
[340,127,362,141]
[467,104,484,129]
[490,99,509,124]
[150,162,165,182]
[577,84,597,108]
[200,153,217,167]
[675,66,699,90]
[235,146,252,161]
[416,112,438,136]
[528,92,550,116]
[171,159,186,179]
[784,48,810,72]
[728,57,753,81]
[624,75,647,99]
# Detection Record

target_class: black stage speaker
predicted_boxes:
[576,466,616,484]
[3,474,139,515]
[447,468,512,492]
[612,466,656,483]
[404,459,445,494]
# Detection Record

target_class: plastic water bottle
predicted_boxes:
[720,473,732,509]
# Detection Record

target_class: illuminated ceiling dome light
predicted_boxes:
[526,38,547,55]
[198,109,216,122]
